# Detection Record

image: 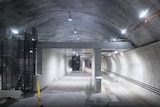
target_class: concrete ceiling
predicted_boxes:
[0,0,160,47]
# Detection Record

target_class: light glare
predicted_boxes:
[121,29,127,34]
[115,50,118,54]
[139,9,148,18]
[113,38,116,42]
[11,29,19,34]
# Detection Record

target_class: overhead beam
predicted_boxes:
[37,42,134,49]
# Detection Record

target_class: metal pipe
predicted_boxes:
[124,10,160,38]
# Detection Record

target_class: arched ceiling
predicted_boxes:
[0,0,160,47]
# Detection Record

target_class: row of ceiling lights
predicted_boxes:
[111,8,149,42]
[68,11,80,41]
[109,8,151,56]
[120,9,149,36]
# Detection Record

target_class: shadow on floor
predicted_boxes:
[0,97,18,107]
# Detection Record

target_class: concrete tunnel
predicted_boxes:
[0,0,160,107]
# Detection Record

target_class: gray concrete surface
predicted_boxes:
[0,74,155,107]
[0,90,22,99]
[35,49,66,90]
[106,41,160,106]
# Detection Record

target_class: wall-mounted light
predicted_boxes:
[139,9,149,19]
[11,28,19,34]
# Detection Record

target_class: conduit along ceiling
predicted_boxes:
[0,0,160,55]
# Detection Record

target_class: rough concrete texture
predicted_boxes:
[0,75,1,90]
[106,41,160,106]
[0,90,22,99]
[0,75,154,107]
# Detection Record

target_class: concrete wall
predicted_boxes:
[101,58,107,73]
[37,49,66,89]
[0,75,1,90]
[106,41,160,106]
[66,56,72,73]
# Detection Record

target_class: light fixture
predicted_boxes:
[121,29,127,34]
[73,51,76,54]
[32,38,36,41]
[107,54,112,56]
[11,28,19,34]
[114,50,118,54]
[77,36,80,40]
[139,9,149,19]
[120,52,123,56]
[74,28,77,34]
[68,18,72,21]
[68,11,72,21]
[113,38,116,42]
[29,50,33,54]
[76,53,79,56]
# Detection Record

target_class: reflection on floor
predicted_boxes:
[3,73,155,107]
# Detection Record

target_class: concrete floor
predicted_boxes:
[0,73,156,107]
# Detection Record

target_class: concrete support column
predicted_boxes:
[92,49,101,93]
[82,58,85,72]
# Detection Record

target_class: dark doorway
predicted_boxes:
[72,55,80,71]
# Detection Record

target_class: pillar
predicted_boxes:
[92,49,101,93]
[82,58,85,72]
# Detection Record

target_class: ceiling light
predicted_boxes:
[68,18,72,21]
[68,11,72,21]
[73,51,76,54]
[120,52,123,56]
[29,50,33,54]
[77,36,80,40]
[11,28,19,34]
[108,54,111,56]
[74,28,77,34]
[121,29,127,34]
[114,50,118,54]
[32,38,35,41]
[139,9,149,19]
[76,53,79,56]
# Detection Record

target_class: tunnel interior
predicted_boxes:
[0,0,160,107]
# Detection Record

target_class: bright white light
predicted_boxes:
[68,18,72,21]
[139,9,149,18]
[74,29,77,34]
[29,50,33,54]
[73,51,76,54]
[121,29,127,34]
[32,38,36,41]
[96,76,102,79]
[120,52,123,56]
[113,38,116,42]
[108,54,112,56]
[77,36,80,40]
[11,29,19,34]
[76,53,79,56]
[114,50,118,54]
